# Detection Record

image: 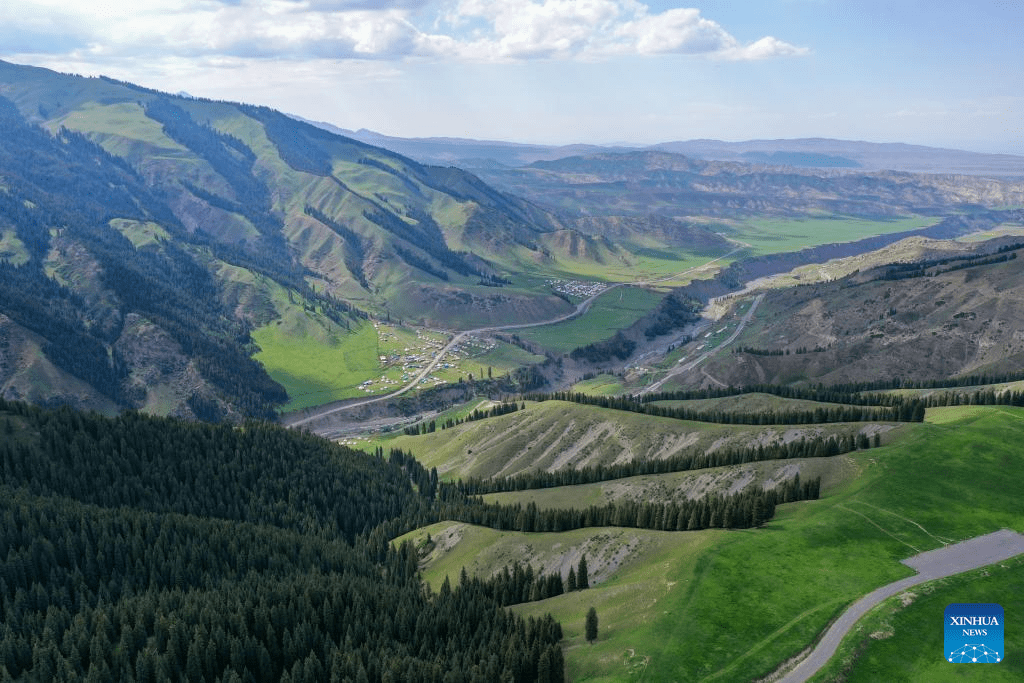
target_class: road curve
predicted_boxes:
[638,292,764,396]
[287,246,744,428]
[777,529,1024,683]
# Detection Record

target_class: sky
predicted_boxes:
[2,1,1022,154]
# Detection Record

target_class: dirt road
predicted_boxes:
[638,292,764,396]
[777,529,1024,683]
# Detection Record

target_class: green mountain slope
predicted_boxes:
[374,399,901,481]
[406,405,1024,682]
[0,60,620,415]
[684,241,1024,389]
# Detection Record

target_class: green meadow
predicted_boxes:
[811,555,1024,682]
[253,318,380,412]
[402,406,1024,681]
[0,229,29,266]
[517,286,665,353]
[732,216,941,255]
[572,374,627,396]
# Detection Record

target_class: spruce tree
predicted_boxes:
[577,555,589,589]
[585,607,598,643]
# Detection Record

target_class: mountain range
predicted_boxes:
[2,58,1023,420]
[306,120,1024,177]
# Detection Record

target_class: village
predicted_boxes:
[547,279,607,300]
[355,323,503,396]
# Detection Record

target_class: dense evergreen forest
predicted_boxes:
[0,400,563,682]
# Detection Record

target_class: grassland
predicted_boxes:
[109,219,171,249]
[517,286,665,353]
[731,216,941,255]
[0,229,29,266]
[812,554,1024,681]
[381,399,901,481]
[649,393,853,416]
[401,406,1024,681]
[253,317,380,411]
[542,244,731,285]
[572,374,626,396]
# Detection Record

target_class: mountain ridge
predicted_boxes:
[300,121,1024,176]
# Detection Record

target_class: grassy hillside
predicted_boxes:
[401,406,1024,681]
[669,244,1024,391]
[481,455,856,511]
[517,286,665,353]
[377,399,903,481]
[811,554,1024,682]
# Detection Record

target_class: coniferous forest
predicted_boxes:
[0,400,564,682]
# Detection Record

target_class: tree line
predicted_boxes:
[877,245,1020,282]
[403,401,522,435]
[569,332,636,364]
[444,553,591,610]
[525,390,926,425]
[429,474,821,535]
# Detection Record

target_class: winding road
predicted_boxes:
[287,245,745,428]
[637,292,764,396]
[777,529,1024,683]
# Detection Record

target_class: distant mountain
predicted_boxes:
[650,138,1024,176]
[300,122,1024,177]
[470,150,1024,220]
[294,117,631,168]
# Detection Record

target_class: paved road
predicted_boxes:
[286,246,745,428]
[638,292,764,396]
[777,529,1024,683]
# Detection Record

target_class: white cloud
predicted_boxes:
[439,1,808,61]
[719,35,811,61]
[615,7,736,55]
[0,1,807,64]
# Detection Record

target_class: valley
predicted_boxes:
[1,57,1023,683]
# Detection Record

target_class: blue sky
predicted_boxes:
[2,1,1022,153]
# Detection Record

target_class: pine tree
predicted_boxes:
[577,555,589,589]
[585,608,598,643]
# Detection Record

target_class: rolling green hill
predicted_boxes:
[673,242,1024,391]
[373,399,902,481]
[399,405,1024,681]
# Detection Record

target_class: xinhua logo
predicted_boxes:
[945,603,1004,663]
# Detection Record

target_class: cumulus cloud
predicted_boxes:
[435,1,808,61]
[0,1,807,64]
